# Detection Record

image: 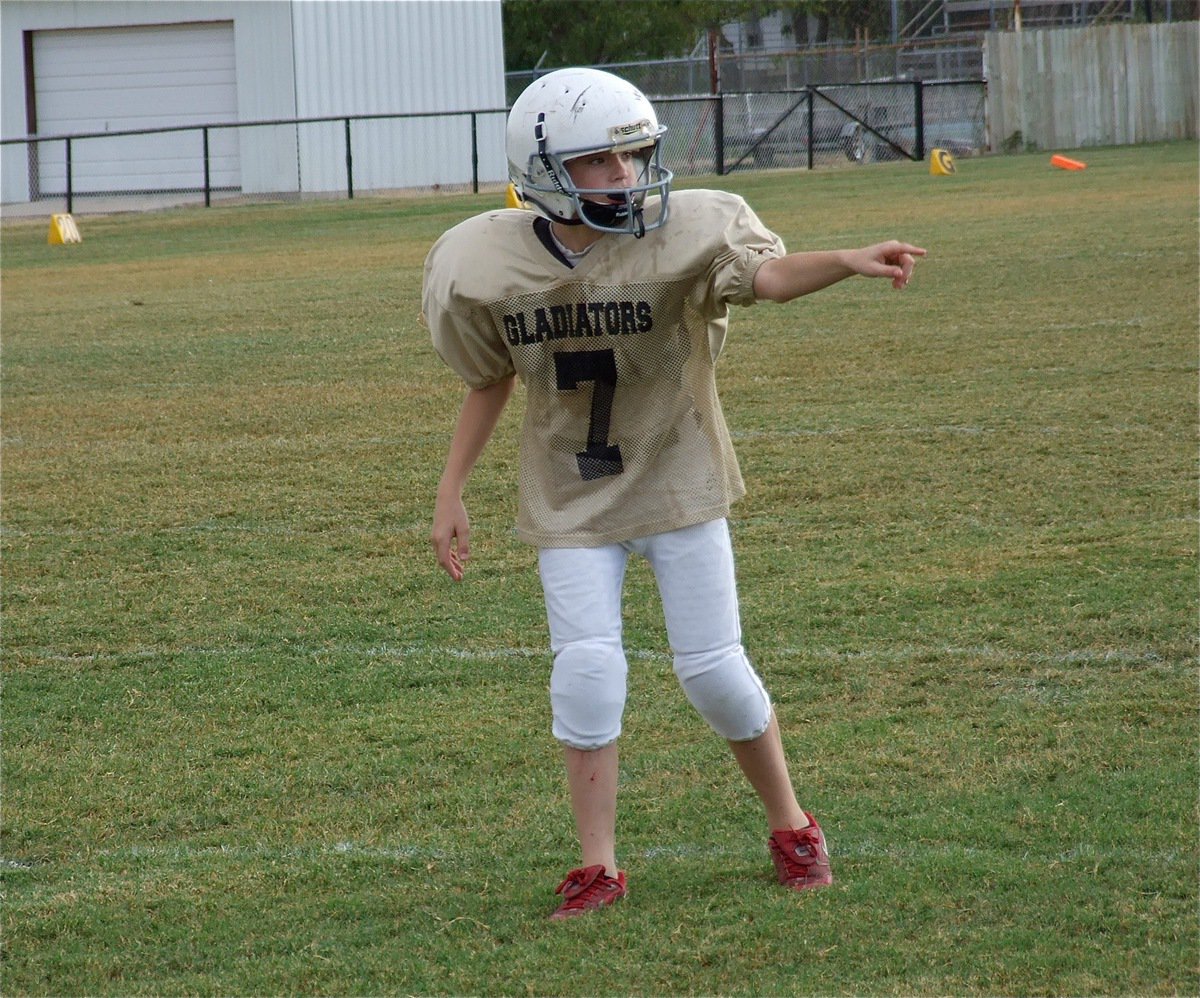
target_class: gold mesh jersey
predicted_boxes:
[422,188,785,548]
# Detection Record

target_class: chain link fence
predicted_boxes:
[506,39,985,104]
[710,80,984,171]
[3,81,985,216]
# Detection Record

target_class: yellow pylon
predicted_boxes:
[48,213,82,244]
[505,183,526,209]
[929,148,957,176]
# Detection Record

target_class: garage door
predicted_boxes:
[32,21,239,196]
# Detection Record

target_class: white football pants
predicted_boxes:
[538,518,772,750]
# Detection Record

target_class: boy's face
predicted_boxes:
[563,150,641,201]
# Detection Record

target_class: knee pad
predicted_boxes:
[674,642,771,741]
[550,637,627,750]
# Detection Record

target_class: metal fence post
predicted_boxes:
[203,127,211,207]
[913,80,926,162]
[471,112,479,194]
[714,95,725,176]
[806,88,815,170]
[65,137,73,214]
[344,118,354,199]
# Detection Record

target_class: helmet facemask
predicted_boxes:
[527,115,671,238]
[507,68,673,238]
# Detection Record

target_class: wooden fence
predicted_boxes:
[984,21,1198,151]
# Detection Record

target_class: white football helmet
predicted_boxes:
[506,68,672,238]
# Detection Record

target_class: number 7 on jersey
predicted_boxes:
[554,349,624,481]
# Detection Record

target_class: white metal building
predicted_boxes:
[0,0,507,204]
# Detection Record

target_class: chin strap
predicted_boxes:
[579,199,646,238]
[535,113,570,199]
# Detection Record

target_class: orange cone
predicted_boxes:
[1050,154,1087,170]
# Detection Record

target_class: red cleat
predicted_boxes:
[769,813,833,891]
[549,864,627,920]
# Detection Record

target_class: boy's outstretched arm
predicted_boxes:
[431,375,516,581]
[753,241,927,302]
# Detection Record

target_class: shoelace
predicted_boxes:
[554,865,618,910]
[774,829,823,876]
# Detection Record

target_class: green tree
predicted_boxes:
[502,2,900,73]
[774,1,896,45]
[502,0,758,71]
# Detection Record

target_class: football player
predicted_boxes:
[423,67,925,919]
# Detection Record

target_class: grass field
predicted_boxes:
[2,143,1197,996]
